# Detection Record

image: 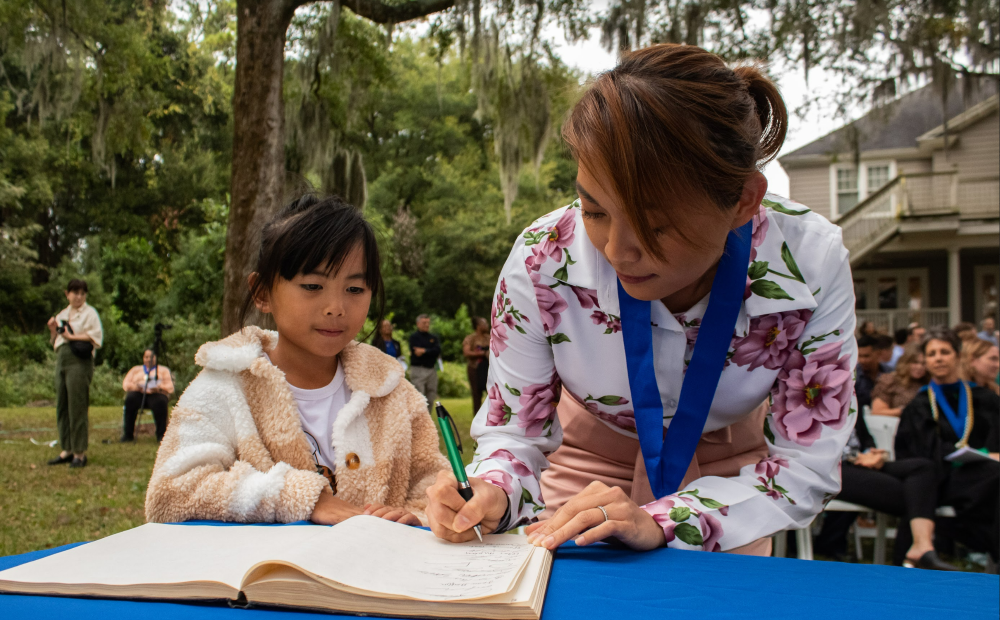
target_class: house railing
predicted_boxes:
[856,308,952,334]
[838,171,1000,264]
[955,175,1000,218]
[837,176,903,264]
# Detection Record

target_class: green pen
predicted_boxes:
[434,401,483,542]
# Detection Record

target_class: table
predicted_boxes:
[2,525,997,620]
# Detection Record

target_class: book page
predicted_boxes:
[262,516,534,602]
[0,523,325,591]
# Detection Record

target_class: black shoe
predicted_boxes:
[47,453,73,465]
[119,436,135,443]
[903,550,960,571]
[70,455,88,468]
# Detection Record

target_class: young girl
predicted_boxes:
[146,195,448,526]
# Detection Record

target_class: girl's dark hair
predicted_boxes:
[921,327,962,356]
[562,43,787,258]
[238,195,384,335]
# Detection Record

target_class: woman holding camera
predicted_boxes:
[46,279,104,469]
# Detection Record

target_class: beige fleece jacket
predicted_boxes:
[145,327,449,524]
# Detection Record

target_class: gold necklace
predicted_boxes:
[928,380,974,448]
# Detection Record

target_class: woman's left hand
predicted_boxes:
[363,503,422,526]
[524,481,666,551]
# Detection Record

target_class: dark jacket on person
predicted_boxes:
[854,363,885,412]
[895,384,1000,466]
[853,409,877,453]
[408,330,441,369]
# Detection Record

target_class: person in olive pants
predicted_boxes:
[46,279,103,468]
[55,344,94,458]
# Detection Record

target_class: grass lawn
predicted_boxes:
[0,397,478,557]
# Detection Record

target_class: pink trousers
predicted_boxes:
[539,391,773,556]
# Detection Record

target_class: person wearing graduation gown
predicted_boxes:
[895,328,1000,562]
[425,44,858,554]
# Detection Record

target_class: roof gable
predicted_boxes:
[780,78,998,163]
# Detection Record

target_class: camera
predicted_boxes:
[55,320,68,335]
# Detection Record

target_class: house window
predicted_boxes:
[867,165,890,193]
[830,161,896,219]
[877,277,898,310]
[837,168,859,214]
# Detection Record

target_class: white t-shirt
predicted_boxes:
[270,357,351,472]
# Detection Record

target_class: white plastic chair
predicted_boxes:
[826,499,896,564]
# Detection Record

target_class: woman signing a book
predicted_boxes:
[426,43,858,555]
[146,195,448,526]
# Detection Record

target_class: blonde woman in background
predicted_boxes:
[962,338,1000,396]
[872,347,929,417]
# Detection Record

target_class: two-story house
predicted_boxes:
[779,80,999,333]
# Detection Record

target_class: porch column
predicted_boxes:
[948,247,962,326]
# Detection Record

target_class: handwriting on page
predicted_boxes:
[414,545,530,598]
[290,517,535,602]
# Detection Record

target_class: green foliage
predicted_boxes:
[0,5,580,407]
[101,238,165,328]
[429,304,474,363]
[156,203,227,322]
[436,361,472,399]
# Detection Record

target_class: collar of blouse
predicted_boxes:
[528,196,819,337]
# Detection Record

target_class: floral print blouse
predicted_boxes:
[467,194,858,552]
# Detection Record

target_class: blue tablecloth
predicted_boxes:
[2,523,997,620]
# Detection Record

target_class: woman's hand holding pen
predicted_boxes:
[524,481,666,551]
[426,471,506,542]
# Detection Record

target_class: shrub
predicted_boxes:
[436,360,471,398]
[428,304,473,362]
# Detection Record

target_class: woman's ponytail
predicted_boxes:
[733,63,788,165]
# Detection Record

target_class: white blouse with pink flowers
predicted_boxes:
[467,194,857,552]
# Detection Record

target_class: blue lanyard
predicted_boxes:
[618,221,752,499]
[929,381,968,439]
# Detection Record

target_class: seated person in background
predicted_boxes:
[906,323,927,347]
[896,328,1000,563]
[875,334,895,370]
[854,335,885,413]
[889,328,909,369]
[145,195,448,526]
[977,317,998,346]
[952,322,977,345]
[121,348,175,442]
[872,347,928,417]
[962,338,1000,396]
[814,408,955,570]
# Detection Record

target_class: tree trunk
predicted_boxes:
[222,0,297,336]
[221,0,456,335]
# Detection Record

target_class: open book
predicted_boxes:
[0,516,552,620]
